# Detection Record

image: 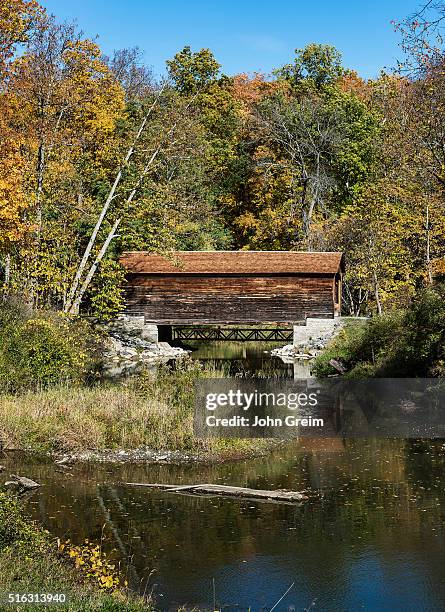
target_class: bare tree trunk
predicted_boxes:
[426,205,433,284]
[66,116,181,314]
[373,270,382,315]
[4,254,11,288]
[64,86,165,313]
[66,140,167,314]
[69,218,121,315]
[304,196,317,250]
[27,142,46,309]
[36,144,45,236]
[65,86,202,315]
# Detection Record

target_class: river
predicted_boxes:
[3,343,445,611]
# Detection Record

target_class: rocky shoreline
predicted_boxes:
[98,315,189,377]
[1,442,284,467]
[53,448,207,464]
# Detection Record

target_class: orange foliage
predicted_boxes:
[232,73,277,104]
[338,71,371,99]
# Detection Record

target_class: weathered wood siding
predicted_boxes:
[123,273,336,324]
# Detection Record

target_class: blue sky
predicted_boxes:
[40,0,421,79]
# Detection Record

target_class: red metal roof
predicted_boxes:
[120,251,344,275]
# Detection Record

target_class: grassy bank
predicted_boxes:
[0,491,153,611]
[0,364,276,460]
[314,285,445,378]
[0,299,276,461]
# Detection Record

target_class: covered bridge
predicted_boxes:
[119,251,344,325]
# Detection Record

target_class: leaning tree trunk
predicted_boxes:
[65,87,200,315]
[69,218,121,315]
[64,86,165,313]
[66,137,167,314]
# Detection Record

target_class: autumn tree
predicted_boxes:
[276,43,345,90]
[0,0,43,282]
[166,45,221,94]
[2,4,444,319]
[106,47,154,100]
[4,15,125,307]
[0,0,42,77]
[230,57,380,250]
[326,181,428,314]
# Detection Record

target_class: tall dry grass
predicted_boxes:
[0,385,187,452]
[0,363,273,458]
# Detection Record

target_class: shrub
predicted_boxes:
[0,492,154,610]
[0,299,103,392]
[0,491,46,551]
[314,284,445,377]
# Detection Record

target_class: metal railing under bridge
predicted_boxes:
[171,326,293,342]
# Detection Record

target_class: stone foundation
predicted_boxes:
[293,317,340,346]
[107,315,158,343]
[270,318,343,364]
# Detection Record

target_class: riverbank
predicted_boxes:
[0,491,153,611]
[313,285,445,378]
[0,364,279,463]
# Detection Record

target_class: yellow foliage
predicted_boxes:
[60,539,123,591]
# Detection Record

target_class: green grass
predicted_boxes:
[0,491,153,611]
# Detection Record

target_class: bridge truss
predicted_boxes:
[171,326,293,342]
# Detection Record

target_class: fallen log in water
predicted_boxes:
[125,482,308,503]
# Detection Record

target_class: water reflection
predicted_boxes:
[179,340,311,379]
[3,438,445,611]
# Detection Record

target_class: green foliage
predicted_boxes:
[166,45,221,94]
[314,285,445,377]
[326,88,381,204]
[0,491,46,551]
[0,299,102,392]
[86,259,126,321]
[326,180,426,314]
[313,315,402,377]
[276,43,345,89]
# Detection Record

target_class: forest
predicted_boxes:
[1,0,445,321]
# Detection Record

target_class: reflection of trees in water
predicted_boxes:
[193,357,293,378]
[9,438,445,600]
[405,439,445,494]
[183,341,295,378]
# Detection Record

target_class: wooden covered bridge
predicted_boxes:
[119,251,344,342]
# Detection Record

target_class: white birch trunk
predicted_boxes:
[64,86,165,313]
[426,205,433,284]
[4,254,11,288]
[69,218,122,315]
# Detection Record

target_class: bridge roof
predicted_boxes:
[120,251,344,275]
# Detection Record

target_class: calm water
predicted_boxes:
[3,439,445,611]
[4,344,445,611]
[177,340,312,378]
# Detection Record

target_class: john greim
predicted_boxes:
[206,415,324,427]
